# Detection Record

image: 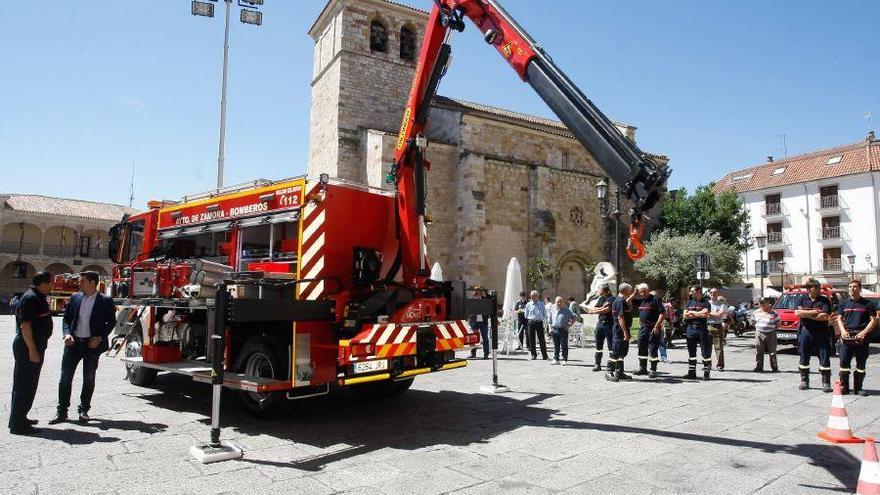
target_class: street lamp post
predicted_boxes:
[755,232,767,298]
[848,254,857,281]
[596,178,622,283]
[192,0,264,190]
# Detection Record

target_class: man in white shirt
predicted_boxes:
[707,288,728,371]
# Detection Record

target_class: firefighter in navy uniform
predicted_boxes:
[8,272,54,435]
[834,280,877,395]
[633,284,665,378]
[605,283,634,382]
[682,285,712,380]
[795,279,833,392]
[583,285,614,372]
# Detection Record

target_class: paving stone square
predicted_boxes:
[1,315,878,494]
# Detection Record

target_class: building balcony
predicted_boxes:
[766,231,785,246]
[816,226,847,245]
[0,240,40,254]
[43,244,78,257]
[820,258,844,273]
[815,195,844,213]
[762,202,784,219]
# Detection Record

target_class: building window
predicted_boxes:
[569,206,584,226]
[823,247,842,271]
[821,216,840,240]
[370,20,388,53]
[79,236,91,257]
[767,251,784,272]
[766,223,782,244]
[764,193,781,215]
[819,185,839,209]
[826,155,843,165]
[400,26,416,60]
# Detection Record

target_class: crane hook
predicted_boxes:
[626,219,646,261]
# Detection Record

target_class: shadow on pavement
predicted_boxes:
[86,418,168,434]
[39,427,121,445]
[133,373,860,490]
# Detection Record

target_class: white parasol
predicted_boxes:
[430,262,443,281]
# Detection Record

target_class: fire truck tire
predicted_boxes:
[125,329,158,386]
[350,377,414,400]
[233,335,290,417]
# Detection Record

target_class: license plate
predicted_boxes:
[778,332,796,339]
[353,360,388,374]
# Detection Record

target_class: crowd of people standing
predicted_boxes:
[500,278,876,394]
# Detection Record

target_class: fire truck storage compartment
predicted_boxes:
[236,212,299,272]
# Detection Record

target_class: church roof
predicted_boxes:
[433,96,635,135]
[0,194,139,222]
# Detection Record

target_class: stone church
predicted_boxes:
[307,0,667,298]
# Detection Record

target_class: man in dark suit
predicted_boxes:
[49,271,115,424]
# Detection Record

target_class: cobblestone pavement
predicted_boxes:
[2,315,879,494]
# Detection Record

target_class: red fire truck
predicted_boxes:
[48,273,81,315]
[48,273,109,315]
[106,0,668,416]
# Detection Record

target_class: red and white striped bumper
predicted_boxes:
[344,320,479,362]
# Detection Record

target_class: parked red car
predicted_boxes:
[772,285,846,345]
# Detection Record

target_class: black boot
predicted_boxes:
[593,352,602,372]
[839,371,851,395]
[634,358,648,376]
[821,370,832,393]
[770,353,779,373]
[799,369,810,390]
[854,371,868,396]
[703,366,711,381]
[683,359,697,379]
[605,360,619,382]
[649,360,658,379]
[617,361,632,380]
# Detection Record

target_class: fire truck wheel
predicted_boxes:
[125,329,158,386]
[234,335,290,417]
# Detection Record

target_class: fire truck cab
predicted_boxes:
[107,176,483,416]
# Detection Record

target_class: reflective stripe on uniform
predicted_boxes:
[819,366,832,371]
[799,365,811,370]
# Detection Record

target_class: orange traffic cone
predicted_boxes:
[817,380,864,444]
[857,437,880,495]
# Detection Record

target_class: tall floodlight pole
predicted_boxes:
[192,0,264,190]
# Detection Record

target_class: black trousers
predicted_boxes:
[57,340,101,414]
[611,326,629,360]
[685,326,712,371]
[9,335,45,429]
[526,320,548,359]
[595,323,613,351]
[839,338,869,374]
[637,325,662,362]
[798,328,832,371]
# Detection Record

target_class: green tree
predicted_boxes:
[634,231,742,293]
[659,183,751,251]
[527,257,559,295]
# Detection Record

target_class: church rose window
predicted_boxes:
[400,26,416,60]
[370,20,388,53]
[569,206,584,226]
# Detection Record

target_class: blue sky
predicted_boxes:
[1,1,877,209]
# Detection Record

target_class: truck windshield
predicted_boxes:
[128,219,145,261]
[773,293,802,310]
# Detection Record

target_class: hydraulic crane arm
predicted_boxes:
[392,0,670,285]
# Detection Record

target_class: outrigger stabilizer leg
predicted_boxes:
[480,291,509,394]
[191,283,243,463]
